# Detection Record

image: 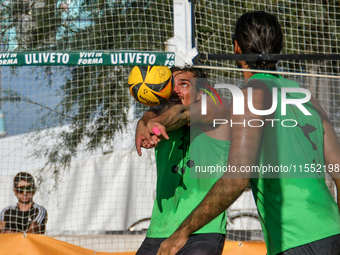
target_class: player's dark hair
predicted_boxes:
[234,11,283,70]
[170,67,208,79]
[13,172,35,189]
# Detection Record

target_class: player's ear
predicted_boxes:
[196,88,203,101]
[234,40,242,54]
[13,188,18,196]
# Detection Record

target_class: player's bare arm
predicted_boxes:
[136,110,158,156]
[146,104,190,137]
[135,102,173,156]
[156,80,270,255]
[311,97,340,211]
[146,95,229,139]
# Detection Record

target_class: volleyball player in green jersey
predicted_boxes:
[157,11,340,255]
[135,67,230,255]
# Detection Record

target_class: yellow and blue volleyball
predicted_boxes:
[128,66,173,106]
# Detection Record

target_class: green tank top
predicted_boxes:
[147,125,230,238]
[249,73,340,254]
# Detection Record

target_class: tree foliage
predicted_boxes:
[0,0,173,177]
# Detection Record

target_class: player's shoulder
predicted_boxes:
[219,95,230,109]
[243,78,272,101]
[203,93,230,114]
[244,78,269,89]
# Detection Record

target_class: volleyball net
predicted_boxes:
[0,0,339,253]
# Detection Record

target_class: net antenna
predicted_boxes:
[166,0,197,68]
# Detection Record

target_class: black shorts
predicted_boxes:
[136,233,225,255]
[277,234,340,255]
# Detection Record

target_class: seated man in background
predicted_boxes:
[0,172,48,234]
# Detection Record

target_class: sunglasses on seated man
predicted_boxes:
[16,185,35,193]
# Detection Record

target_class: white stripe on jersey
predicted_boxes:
[33,204,46,224]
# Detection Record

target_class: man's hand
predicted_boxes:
[0,222,18,234]
[27,221,42,234]
[147,120,169,140]
[140,135,160,149]
[0,221,7,234]
[136,119,158,156]
[156,231,189,255]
